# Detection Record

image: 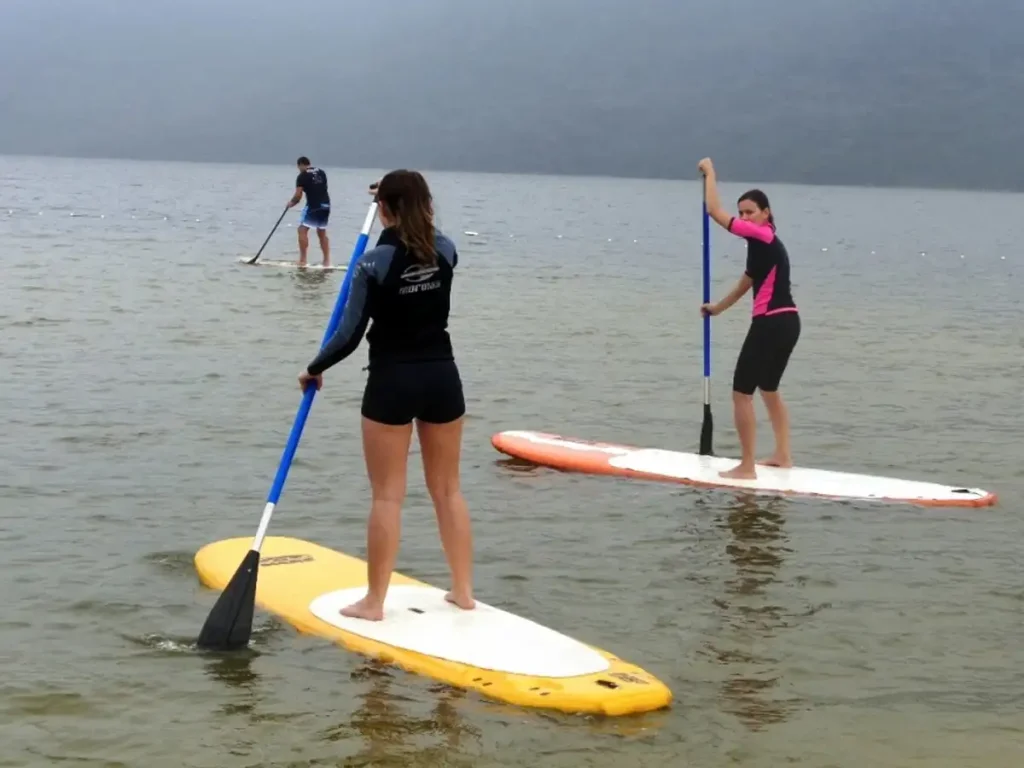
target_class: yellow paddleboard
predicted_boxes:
[194,536,672,716]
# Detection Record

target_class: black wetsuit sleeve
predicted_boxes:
[306,257,375,375]
[436,233,458,269]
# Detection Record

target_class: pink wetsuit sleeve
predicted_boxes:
[728,217,774,244]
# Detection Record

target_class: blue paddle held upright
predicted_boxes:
[699,187,714,456]
[196,198,380,651]
[255,200,379,546]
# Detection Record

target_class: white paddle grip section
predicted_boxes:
[309,585,611,678]
[361,202,378,235]
[251,502,276,553]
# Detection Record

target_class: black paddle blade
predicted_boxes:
[196,549,260,651]
[699,404,714,456]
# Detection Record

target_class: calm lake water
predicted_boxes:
[1,155,1021,767]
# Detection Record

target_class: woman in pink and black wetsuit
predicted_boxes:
[698,157,800,480]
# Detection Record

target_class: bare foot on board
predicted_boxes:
[719,464,757,480]
[322,261,331,268]
[445,590,476,610]
[758,454,793,468]
[340,596,384,621]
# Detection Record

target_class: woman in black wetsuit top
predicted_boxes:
[698,157,801,480]
[299,169,475,621]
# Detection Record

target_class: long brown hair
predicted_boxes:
[376,170,437,265]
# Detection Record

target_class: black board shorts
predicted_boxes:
[732,312,801,395]
[361,359,466,426]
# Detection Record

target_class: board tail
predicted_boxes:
[196,199,379,651]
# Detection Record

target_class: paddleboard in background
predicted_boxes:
[194,536,673,716]
[491,430,997,508]
[236,256,346,271]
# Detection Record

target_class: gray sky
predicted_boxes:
[1,0,1021,190]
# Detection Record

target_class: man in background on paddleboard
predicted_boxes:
[698,157,801,481]
[286,156,331,268]
[298,169,475,622]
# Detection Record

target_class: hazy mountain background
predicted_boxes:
[1,0,1021,190]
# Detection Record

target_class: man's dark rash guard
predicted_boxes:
[306,227,458,375]
[296,167,330,209]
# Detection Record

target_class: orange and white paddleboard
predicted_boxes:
[491,430,997,508]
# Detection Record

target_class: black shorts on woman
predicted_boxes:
[726,216,801,396]
[305,227,465,425]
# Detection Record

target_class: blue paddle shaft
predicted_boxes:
[264,203,378,506]
[702,201,711,381]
